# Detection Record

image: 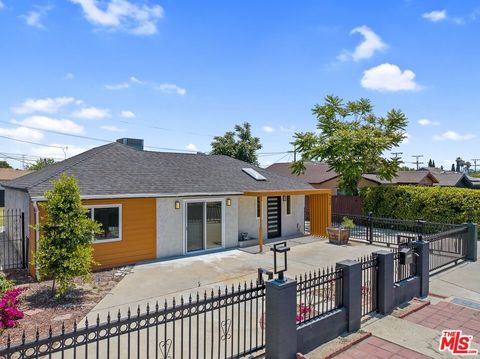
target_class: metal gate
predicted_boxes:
[0,209,26,270]
[358,254,378,316]
[425,226,468,272]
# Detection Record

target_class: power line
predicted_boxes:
[410,154,424,170]
[0,134,65,149]
[471,159,480,172]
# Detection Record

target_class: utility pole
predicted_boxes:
[411,155,424,170]
[391,152,403,160]
[471,159,480,172]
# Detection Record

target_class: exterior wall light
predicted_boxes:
[271,241,290,282]
[226,198,232,207]
[175,201,181,210]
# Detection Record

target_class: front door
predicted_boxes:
[186,201,223,253]
[267,196,281,239]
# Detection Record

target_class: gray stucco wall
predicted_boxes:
[156,196,239,259]
[238,195,305,240]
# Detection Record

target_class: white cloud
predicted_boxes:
[100,125,125,132]
[185,143,198,151]
[129,76,144,84]
[72,106,110,119]
[433,131,476,141]
[31,144,89,159]
[418,118,439,126]
[12,97,76,114]
[70,0,164,35]
[22,6,51,29]
[0,1,4,10]
[120,110,135,119]
[157,83,187,96]
[401,133,411,145]
[64,73,75,80]
[361,63,421,92]
[422,10,447,22]
[15,116,85,135]
[338,25,387,62]
[262,126,275,133]
[105,82,130,90]
[0,126,44,141]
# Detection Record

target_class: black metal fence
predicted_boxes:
[332,213,463,246]
[357,255,378,316]
[425,227,469,272]
[0,209,26,270]
[1,282,266,359]
[295,267,343,325]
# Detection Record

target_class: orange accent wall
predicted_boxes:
[30,197,157,272]
[309,193,332,237]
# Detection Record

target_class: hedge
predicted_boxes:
[360,185,480,224]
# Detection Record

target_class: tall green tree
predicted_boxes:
[26,158,56,171]
[35,174,100,297]
[455,157,465,172]
[211,122,262,165]
[291,95,408,195]
[451,163,456,172]
[0,160,12,168]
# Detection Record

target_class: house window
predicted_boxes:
[87,205,122,242]
[286,196,292,215]
[256,196,261,219]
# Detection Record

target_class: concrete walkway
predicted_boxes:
[85,237,380,321]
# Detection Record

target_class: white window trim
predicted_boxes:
[286,195,292,216]
[182,198,226,255]
[86,204,122,244]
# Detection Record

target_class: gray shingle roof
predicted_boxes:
[362,171,439,185]
[267,162,339,184]
[4,143,312,198]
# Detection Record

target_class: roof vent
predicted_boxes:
[116,138,144,151]
[242,168,266,181]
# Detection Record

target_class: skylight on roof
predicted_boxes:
[242,168,267,181]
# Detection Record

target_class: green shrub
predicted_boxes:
[341,217,355,229]
[360,185,480,224]
[0,274,13,295]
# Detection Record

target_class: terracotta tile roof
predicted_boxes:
[362,171,439,185]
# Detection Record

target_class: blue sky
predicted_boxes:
[0,0,479,169]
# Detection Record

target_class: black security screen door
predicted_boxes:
[267,196,281,239]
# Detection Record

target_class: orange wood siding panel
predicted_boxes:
[28,202,36,277]
[309,193,331,237]
[31,198,157,271]
[84,198,157,269]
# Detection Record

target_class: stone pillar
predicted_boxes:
[265,278,298,359]
[466,222,478,262]
[414,239,429,298]
[336,260,362,332]
[376,250,394,315]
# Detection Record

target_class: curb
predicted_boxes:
[396,300,431,319]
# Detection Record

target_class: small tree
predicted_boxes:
[291,95,407,195]
[451,163,456,172]
[0,161,12,169]
[211,122,262,165]
[26,158,56,171]
[35,174,100,297]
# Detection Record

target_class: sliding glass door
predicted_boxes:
[186,201,223,253]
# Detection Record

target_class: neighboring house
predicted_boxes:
[267,162,340,195]
[3,141,331,276]
[426,167,476,188]
[358,171,439,188]
[0,168,32,207]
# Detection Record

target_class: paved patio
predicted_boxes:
[85,236,381,321]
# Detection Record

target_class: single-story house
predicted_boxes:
[425,167,477,188]
[3,141,331,277]
[267,162,340,195]
[358,171,439,188]
[0,168,32,207]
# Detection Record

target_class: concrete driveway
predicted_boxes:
[86,237,381,321]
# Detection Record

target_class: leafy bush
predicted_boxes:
[341,217,355,229]
[0,288,24,330]
[0,274,13,295]
[361,185,480,224]
[35,174,101,297]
